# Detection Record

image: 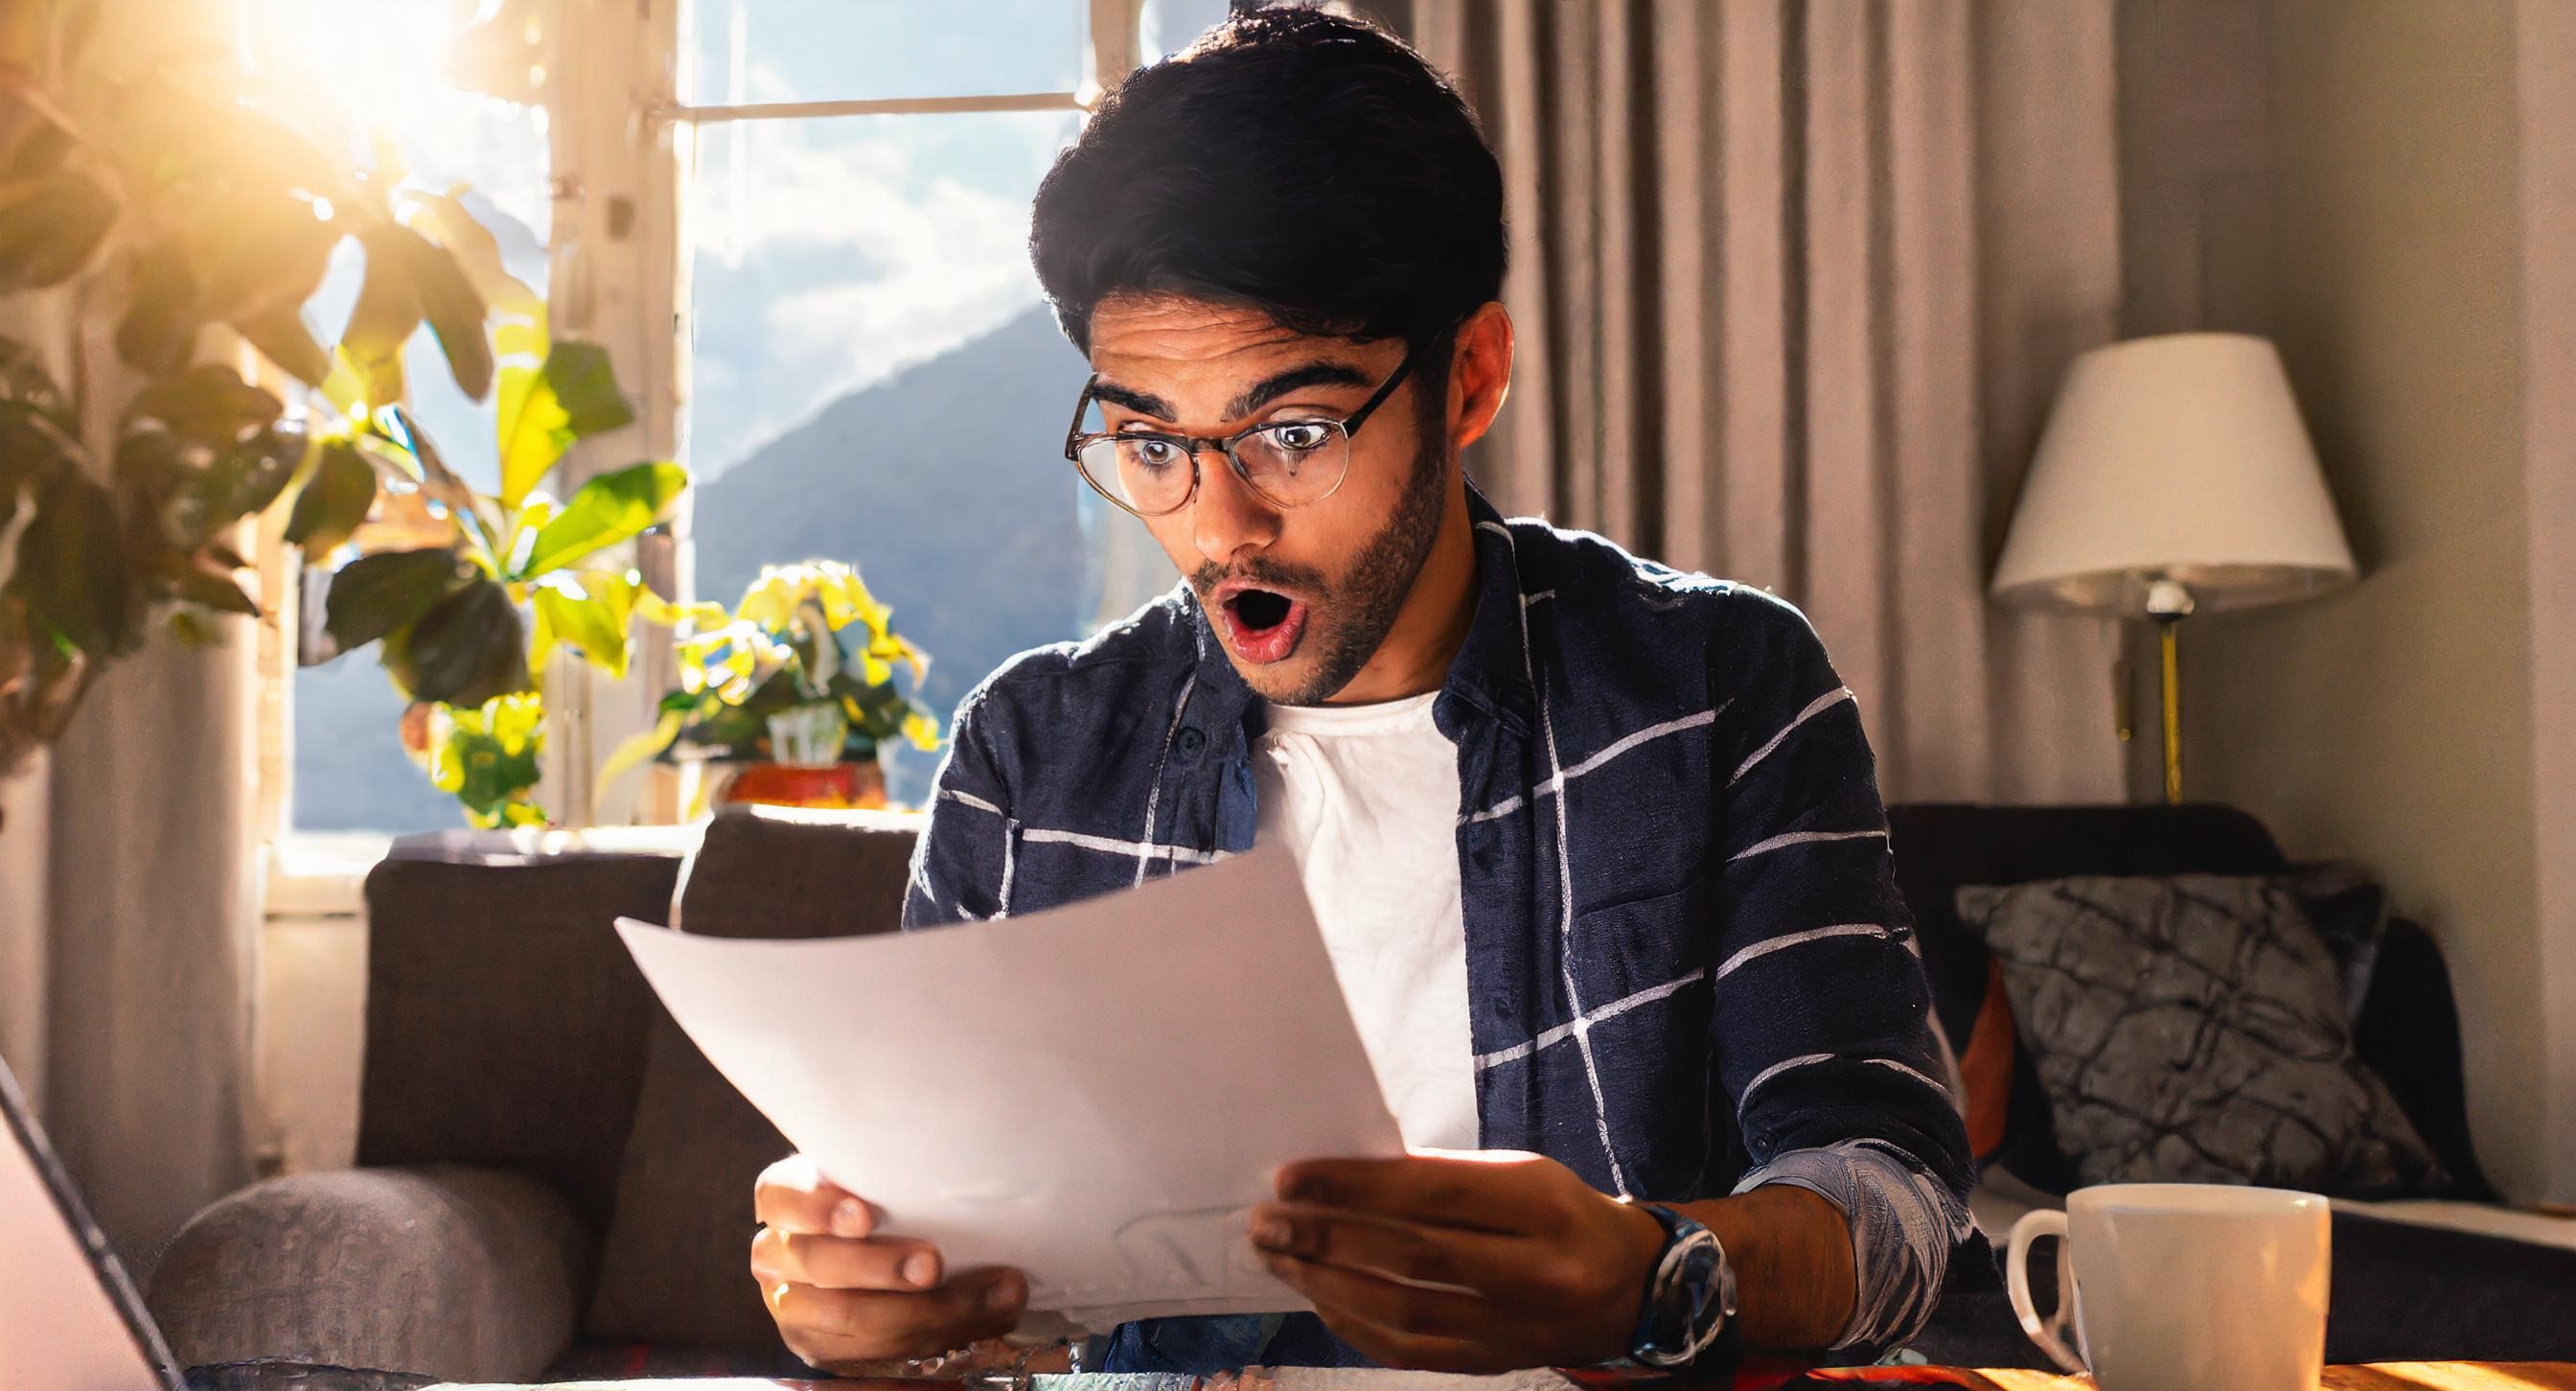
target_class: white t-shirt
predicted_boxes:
[1252,692,1479,1151]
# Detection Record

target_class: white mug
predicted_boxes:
[2006,1183,2331,1391]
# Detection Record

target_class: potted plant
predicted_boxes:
[598,561,938,812]
[0,7,506,809]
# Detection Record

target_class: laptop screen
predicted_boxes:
[1,1055,186,1391]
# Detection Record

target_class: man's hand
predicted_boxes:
[750,1154,1029,1372]
[1247,1150,1667,1373]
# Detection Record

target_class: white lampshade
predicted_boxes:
[1991,333,2357,614]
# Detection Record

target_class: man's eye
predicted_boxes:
[1267,422,1333,453]
[1120,437,1183,470]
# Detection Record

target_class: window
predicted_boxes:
[673,0,1230,805]
[262,0,1248,836]
[239,0,555,835]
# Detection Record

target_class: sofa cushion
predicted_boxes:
[1886,804,2290,1192]
[357,854,682,1232]
[1959,873,2444,1195]
[583,808,922,1348]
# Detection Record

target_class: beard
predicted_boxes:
[1188,432,1451,707]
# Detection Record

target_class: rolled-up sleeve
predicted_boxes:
[1706,591,1976,1352]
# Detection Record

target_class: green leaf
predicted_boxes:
[173,566,260,616]
[517,460,685,578]
[384,576,530,707]
[341,227,423,406]
[177,425,302,543]
[7,472,139,656]
[497,341,635,507]
[0,168,117,292]
[530,569,641,679]
[188,186,341,325]
[285,438,378,556]
[408,190,543,319]
[126,366,282,447]
[406,231,493,402]
[232,305,333,387]
[113,240,201,378]
[322,547,472,652]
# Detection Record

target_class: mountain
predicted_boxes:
[692,304,1110,732]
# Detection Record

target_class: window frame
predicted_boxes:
[542,0,1147,829]
[264,0,1151,863]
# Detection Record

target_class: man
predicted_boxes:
[749,8,1974,1377]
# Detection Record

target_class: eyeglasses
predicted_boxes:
[1060,326,1448,519]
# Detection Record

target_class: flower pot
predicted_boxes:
[712,757,887,810]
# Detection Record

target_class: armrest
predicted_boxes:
[146,1164,592,1384]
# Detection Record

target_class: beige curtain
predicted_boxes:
[1398,0,2126,804]
[0,1,264,1277]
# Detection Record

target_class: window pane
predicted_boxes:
[682,0,1090,105]
[685,110,1175,805]
[254,0,552,833]
[1139,0,1235,61]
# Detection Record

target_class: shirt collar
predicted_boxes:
[1184,479,1537,744]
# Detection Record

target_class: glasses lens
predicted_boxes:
[1077,434,1194,515]
[1233,421,1350,506]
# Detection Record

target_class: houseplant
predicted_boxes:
[0,5,506,803]
[597,561,938,812]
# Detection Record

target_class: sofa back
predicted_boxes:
[582,809,921,1347]
[356,852,682,1234]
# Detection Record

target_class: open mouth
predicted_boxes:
[1219,586,1310,665]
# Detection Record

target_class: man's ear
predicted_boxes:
[1446,301,1515,453]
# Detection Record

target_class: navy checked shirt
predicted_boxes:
[901,485,1978,1373]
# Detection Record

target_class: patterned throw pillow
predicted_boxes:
[1955,873,2446,1196]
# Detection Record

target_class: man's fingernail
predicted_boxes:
[1251,1216,1292,1249]
[902,1251,938,1287]
[829,1198,866,1237]
[986,1273,1024,1312]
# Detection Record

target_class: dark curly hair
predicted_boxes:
[1028,5,1505,384]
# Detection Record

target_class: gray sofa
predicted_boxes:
[150,808,916,1382]
[148,803,2576,1381]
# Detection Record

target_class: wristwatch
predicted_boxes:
[1622,1202,1743,1371]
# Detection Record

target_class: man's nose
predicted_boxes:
[1189,447,1282,566]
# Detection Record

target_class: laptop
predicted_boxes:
[1,1053,187,1391]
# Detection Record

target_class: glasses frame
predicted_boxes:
[1061,323,1452,519]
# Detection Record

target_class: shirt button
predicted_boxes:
[1176,726,1206,758]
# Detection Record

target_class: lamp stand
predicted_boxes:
[2143,578,2196,805]
[2156,615,2182,803]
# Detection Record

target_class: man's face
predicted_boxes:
[1084,294,1450,706]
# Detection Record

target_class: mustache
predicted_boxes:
[1189,556,1331,598]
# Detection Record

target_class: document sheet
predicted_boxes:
[615,843,1405,1330]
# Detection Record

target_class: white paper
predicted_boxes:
[615,843,1405,1330]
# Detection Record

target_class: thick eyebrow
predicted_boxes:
[1224,362,1373,421]
[1089,361,1375,429]
[1088,380,1176,421]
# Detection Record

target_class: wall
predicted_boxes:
[2118,0,2565,1201]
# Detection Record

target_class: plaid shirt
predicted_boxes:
[902,485,1977,1372]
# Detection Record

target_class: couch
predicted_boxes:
[147,803,2576,1381]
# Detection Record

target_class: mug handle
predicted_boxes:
[2005,1209,2086,1375]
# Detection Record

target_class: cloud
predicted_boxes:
[683,81,1078,473]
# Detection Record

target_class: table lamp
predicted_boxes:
[1990,333,2358,802]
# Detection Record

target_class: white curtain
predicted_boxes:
[1398,0,2127,803]
[0,1,264,1276]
